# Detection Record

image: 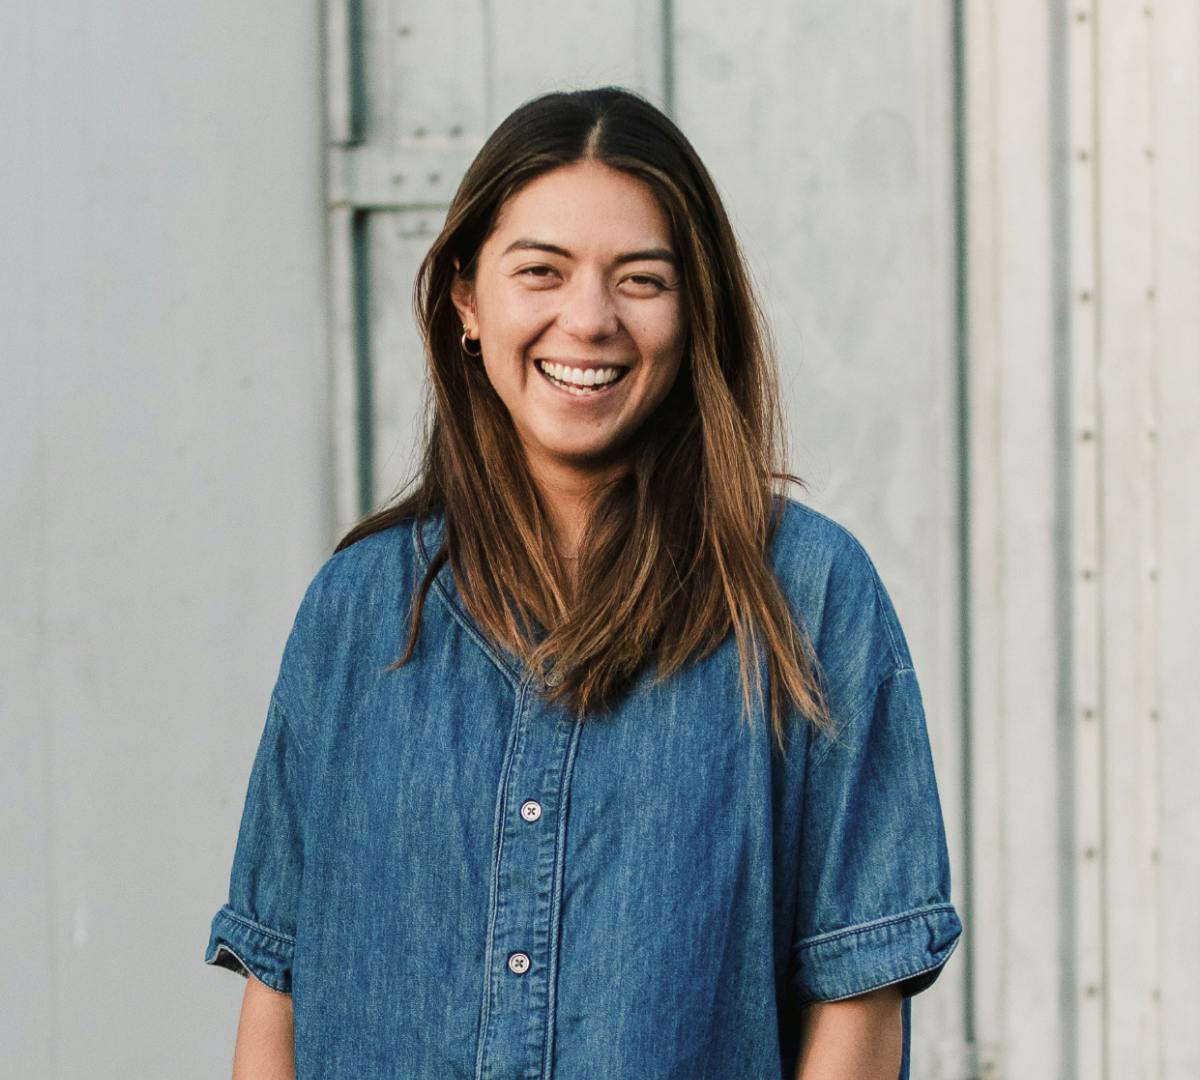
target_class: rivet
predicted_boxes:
[1083,846,1097,860]
[1150,707,1160,722]
[1085,983,1100,998]
[414,127,426,138]
[1076,10,1088,22]
[1145,146,1155,160]
[1147,287,1156,300]
[1081,566,1094,581]
[428,172,441,185]
[1150,848,1160,863]
[1079,428,1094,441]
[1147,427,1157,440]
[449,124,464,137]
[397,25,412,36]
[1078,149,1090,162]
[1148,566,1158,581]
[392,172,406,184]
[1081,706,1095,720]
[1152,987,1161,1002]
[1079,289,1092,302]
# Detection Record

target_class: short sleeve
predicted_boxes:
[789,666,962,1006]
[204,693,308,993]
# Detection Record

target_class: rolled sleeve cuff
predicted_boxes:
[204,904,296,994]
[791,903,962,1005]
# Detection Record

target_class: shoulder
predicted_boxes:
[768,495,870,576]
[270,513,428,714]
[768,494,913,685]
[300,514,423,619]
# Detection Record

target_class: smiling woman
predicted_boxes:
[450,161,687,555]
[205,86,962,1080]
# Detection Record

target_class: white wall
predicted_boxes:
[0,2,329,1075]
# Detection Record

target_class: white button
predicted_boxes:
[520,800,542,822]
[507,952,531,975]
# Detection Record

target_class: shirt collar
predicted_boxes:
[413,506,526,687]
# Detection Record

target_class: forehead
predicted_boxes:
[487,162,673,252]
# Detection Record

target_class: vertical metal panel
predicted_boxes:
[324,0,365,146]
[328,204,362,527]
[961,7,1007,1075]
[1066,3,1106,1076]
[325,0,489,524]
[970,0,1200,1077]
[966,1,1077,1076]
[1152,2,1200,1076]
[1094,4,1161,1075]
[672,4,969,1076]
[367,208,443,501]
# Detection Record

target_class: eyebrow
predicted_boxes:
[500,238,678,268]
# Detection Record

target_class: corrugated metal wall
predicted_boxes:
[965,1,1200,1077]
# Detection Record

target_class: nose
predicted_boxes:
[559,271,620,340]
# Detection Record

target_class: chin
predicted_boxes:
[537,437,626,468]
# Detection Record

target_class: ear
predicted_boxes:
[450,259,477,334]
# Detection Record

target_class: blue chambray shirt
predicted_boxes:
[204,497,962,1078]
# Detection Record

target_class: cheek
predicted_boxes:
[647,311,686,374]
[479,284,555,342]
[651,298,686,352]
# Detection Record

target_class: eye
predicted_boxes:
[621,274,668,293]
[517,265,559,283]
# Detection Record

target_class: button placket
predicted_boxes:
[474,678,583,1079]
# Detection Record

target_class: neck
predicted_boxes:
[525,454,627,562]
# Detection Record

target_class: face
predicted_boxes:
[451,160,686,486]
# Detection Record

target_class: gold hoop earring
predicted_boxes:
[460,329,482,357]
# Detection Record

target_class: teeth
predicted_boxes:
[539,361,624,389]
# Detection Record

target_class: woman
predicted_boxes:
[205,86,962,1079]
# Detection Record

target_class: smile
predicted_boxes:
[535,359,631,397]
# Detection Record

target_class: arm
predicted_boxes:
[793,985,904,1080]
[232,973,296,1080]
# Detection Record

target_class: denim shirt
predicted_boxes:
[204,497,962,1079]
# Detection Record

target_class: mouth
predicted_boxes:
[535,359,632,398]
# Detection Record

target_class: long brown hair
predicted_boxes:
[336,86,833,753]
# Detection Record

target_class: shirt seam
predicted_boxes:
[807,666,914,770]
[792,901,957,952]
[796,933,963,1007]
[781,500,909,669]
[270,691,309,761]
[217,903,298,947]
